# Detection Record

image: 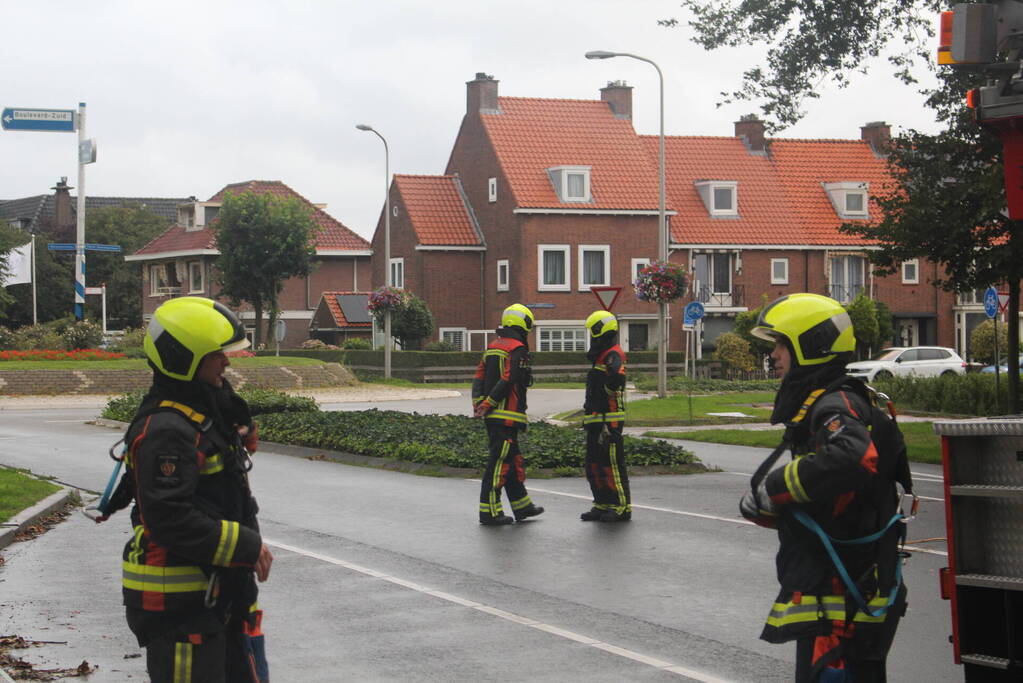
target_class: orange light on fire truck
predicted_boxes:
[937,11,956,64]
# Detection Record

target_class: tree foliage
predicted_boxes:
[970,319,1011,365]
[845,293,880,358]
[713,331,756,375]
[662,0,943,130]
[211,191,319,348]
[390,293,435,349]
[0,221,26,317]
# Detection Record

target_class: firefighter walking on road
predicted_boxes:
[473,303,545,525]
[118,297,273,683]
[740,293,912,682]
[580,310,631,522]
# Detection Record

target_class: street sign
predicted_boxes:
[984,286,999,318]
[525,303,555,309]
[48,243,121,252]
[684,301,705,322]
[78,138,97,164]
[591,286,622,311]
[999,291,1010,313]
[1,107,76,132]
[274,319,287,343]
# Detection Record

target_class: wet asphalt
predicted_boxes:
[0,390,959,681]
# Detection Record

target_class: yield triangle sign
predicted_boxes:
[591,286,622,311]
[999,291,1010,313]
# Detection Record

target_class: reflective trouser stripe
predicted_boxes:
[784,458,811,503]
[582,412,625,425]
[174,641,192,683]
[489,409,526,424]
[122,562,209,593]
[213,520,240,566]
[200,453,224,474]
[766,595,889,628]
[484,439,511,517]
[510,496,533,511]
[128,525,145,564]
[608,442,629,514]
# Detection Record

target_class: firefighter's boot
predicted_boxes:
[480,514,514,526]
[514,504,545,522]
[580,508,604,521]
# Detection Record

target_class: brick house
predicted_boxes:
[127,180,372,347]
[369,73,996,358]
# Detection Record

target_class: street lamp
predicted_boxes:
[356,123,392,379]
[586,50,669,398]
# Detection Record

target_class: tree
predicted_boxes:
[211,191,319,349]
[845,294,880,359]
[970,319,1011,365]
[713,331,756,376]
[0,221,26,318]
[390,293,435,350]
[662,0,943,130]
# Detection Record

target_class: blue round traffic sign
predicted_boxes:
[984,286,999,318]
[684,301,705,321]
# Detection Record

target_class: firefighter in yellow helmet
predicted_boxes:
[472,303,545,525]
[740,293,912,682]
[580,310,631,522]
[120,297,272,682]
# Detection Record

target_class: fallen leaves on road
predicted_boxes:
[12,505,73,543]
[0,634,97,680]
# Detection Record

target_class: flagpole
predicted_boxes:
[31,234,37,325]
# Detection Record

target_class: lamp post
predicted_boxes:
[586,51,668,398]
[356,124,392,379]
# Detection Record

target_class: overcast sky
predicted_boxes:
[1,1,943,242]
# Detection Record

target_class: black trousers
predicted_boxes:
[584,424,630,514]
[479,423,534,519]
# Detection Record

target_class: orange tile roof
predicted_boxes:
[321,290,372,328]
[642,136,895,247]
[134,180,369,256]
[483,97,664,210]
[394,175,480,246]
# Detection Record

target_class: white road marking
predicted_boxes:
[265,538,733,683]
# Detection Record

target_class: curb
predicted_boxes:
[0,486,76,552]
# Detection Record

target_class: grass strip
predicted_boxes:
[0,467,60,523]
[644,421,941,465]
[0,356,329,370]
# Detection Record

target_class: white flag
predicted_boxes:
[2,241,32,286]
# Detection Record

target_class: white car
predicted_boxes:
[846,346,967,382]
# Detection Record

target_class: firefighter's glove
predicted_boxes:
[473,398,495,419]
[739,479,778,529]
[239,423,259,453]
[598,424,610,446]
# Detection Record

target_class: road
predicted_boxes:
[0,390,959,681]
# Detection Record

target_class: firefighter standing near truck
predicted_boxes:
[740,293,912,682]
[580,310,631,522]
[473,303,545,525]
[120,297,272,683]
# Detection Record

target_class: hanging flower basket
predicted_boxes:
[633,261,690,304]
[367,286,410,319]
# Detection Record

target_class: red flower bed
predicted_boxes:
[226,349,255,358]
[0,348,128,361]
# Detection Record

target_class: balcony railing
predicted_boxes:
[695,284,744,308]
[826,284,864,304]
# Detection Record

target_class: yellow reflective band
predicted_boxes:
[609,443,628,513]
[174,641,192,683]
[128,525,146,564]
[122,562,209,593]
[792,388,825,424]
[594,364,608,372]
[484,349,509,360]
[582,412,625,424]
[510,496,532,510]
[784,459,811,503]
[489,409,527,423]
[766,594,888,628]
[200,453,224,475]
[158,400,206,425]
[213,520,241,566]
[486,440,511,517]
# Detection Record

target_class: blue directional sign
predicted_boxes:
[684,301,705,321]
[984,286,999,319]
[48,243,122,252]
[1,107,76,132]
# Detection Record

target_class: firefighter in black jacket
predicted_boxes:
[472,303,545,525]
[580,310,631,522]
[122,297,272,683]
[740,293,911,682]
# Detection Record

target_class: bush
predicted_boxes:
[256,409,698,471]
[633,375,780,393]
[0,325,13,349]
[875,373,1007,416]
[970,319,1013,364]
[341,337,371,350]
[9,323,65,351]
[107,327,146,357]
[101,387,321,423]
[63,320,104,350]
[424,340,457,352]
[713,332,756,375]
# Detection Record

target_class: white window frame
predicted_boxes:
[439,327,469,351]
[823,182,869,219]
[389,257,404,289]
[538,326,588,352]
[901,259,919,284]
[770,258,789,285]
[631,257,651,284]
[577,245,610,291]
[547,166,592,203]
[537,244,571,292]
[187,261,204,294]
[149,264,168,296]
[694,180,738,217]
[497,259,509,292]
[488,177,497,203]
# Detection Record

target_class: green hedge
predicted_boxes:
[633,376,780,393]
[875,373,1012,416]
[101,388,321,423]
[257,409,698,471]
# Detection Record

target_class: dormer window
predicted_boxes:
[548,166,592,203]
[695,181,738,217]
[824,182,869,219]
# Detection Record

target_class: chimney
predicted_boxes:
[600,80,632,120]
[734,114,766,152]
[467,72,500,115]
[51,177,73,232]
[861,121,891,155]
